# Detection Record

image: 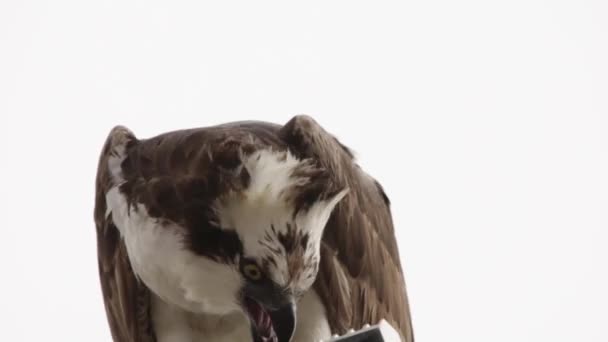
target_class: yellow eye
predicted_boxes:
[243,263,262,281]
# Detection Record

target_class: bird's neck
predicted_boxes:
[151,293,252,342]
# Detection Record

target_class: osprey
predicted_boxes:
[94,115,414,342]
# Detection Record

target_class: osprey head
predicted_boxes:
[104,126,347,342]
[210,149,348,342]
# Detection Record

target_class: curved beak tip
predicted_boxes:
[269,303,296,342]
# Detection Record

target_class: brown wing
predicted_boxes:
[94,127,156,342]
[279,116,415,342]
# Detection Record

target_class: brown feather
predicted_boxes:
[94,127,156,342]
[94,117,414,341]
[280,116,414,341]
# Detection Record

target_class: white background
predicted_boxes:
[1,1,607,341]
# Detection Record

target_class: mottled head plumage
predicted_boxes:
[214,148,348,291]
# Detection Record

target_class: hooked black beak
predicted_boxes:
[268,303,296,342]
[247,298,296,342]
